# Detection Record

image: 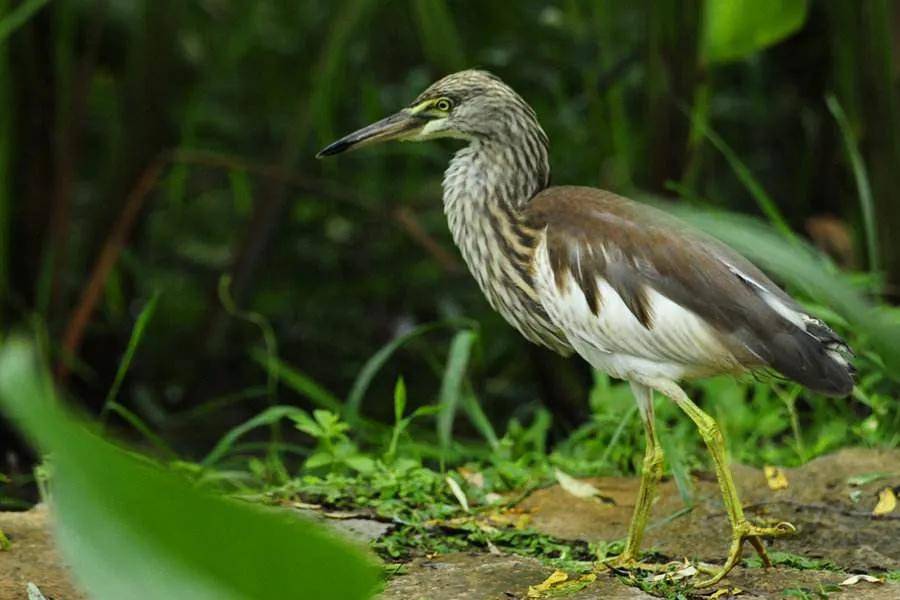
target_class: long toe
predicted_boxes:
[694,519,797,588]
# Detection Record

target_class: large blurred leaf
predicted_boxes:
[0,340,380,600]
[702,0,808,63]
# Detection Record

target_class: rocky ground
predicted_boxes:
[1,448,898,599]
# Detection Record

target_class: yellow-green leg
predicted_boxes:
[608,382,665,568]
[0,527,9,550]
[653,379,796,588]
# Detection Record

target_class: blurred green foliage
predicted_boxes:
[0,340,379,599]
[0,0,898,522]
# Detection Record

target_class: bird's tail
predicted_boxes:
[764,315,856,397]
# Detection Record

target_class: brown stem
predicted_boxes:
[56,158,166,380]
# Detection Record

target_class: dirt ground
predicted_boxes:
[1,448,898,599]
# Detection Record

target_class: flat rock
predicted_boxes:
[379,553,656,600]
[293,508,394,543]
[379,553,899,599]
[518,448,900,572]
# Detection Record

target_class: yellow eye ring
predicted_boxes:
[435,98,452,112]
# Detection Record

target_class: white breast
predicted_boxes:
[532,234,741,382]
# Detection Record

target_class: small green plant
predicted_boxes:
[744,551,838,571]
[292,408,377,473]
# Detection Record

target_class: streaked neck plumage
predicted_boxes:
[441,124,570,354]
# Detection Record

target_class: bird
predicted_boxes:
[317,70,855,587]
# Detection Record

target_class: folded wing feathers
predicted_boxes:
[527,186,855,396]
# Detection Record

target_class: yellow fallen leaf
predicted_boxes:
[873,487,897,516]
[764,465,789,490]
[710,588,743,599]
[487,510,532,530]
[839,574,883,585]
[527,570,568,597]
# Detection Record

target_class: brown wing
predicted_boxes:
[525,186,854,396]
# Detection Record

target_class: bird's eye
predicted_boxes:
[435,98,452,112]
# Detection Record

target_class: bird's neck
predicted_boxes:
[440,139,568,353]
[442,139,548,249]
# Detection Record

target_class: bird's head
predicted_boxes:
[316,70,546,157]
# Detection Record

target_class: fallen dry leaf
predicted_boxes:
[554,468,603,499]
[487,509,532,530]
[322,510,367,520]
[446,476,470,513]
[846,472,895,487]
[27,583,49,600]
[648,564,698,582]
[872,487,897,516]
[527,570,568,597]
[839,574,883,586]
[457,467,485,489]
[710,588,742,599]
[484,492,503,504]
[764,465,789,490]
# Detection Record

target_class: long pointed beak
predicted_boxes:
[316,110,425,158]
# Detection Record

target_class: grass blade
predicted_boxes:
[345,319,473,421]
[202,405,310,467]
[682,108,796,241]
[0,0,50,45]
[461,390,499,451]
[200,405,308,467]
[437,329,477,454]
[103,401,177,459]
[250,349,342,412]
[825,94,879,273]
[100,292,160,422]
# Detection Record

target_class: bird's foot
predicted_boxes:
[602,554,669,573]
[693,519,797,588]
[601,555,715,583]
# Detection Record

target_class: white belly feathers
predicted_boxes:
[532,233,741,382]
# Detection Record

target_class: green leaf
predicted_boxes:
[344,455,376,474]
[702,0,808,64]
[0,0,50,45]
[393,377,407,423]
[0,340,379,600]
[345,319,474,421]
[202,405,311,466]
[826,94,879,273]
[100,292,160,421]
[291,409,323,438]
[305,452,334,469]
[437,330,477,453]
[410,0,465,71]
[250,349,342,412]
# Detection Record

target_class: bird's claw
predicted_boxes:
[602,520,797,588]
[601,555,681,574]
[694,519,797,588]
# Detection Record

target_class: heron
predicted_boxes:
[317,70,854,587]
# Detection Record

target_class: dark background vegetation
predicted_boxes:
[1,1,899,505]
